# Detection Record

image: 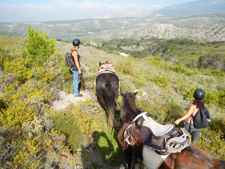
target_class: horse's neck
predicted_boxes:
[122,98,142,122]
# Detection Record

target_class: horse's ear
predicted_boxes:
[99,61,101,66]
[134,90,139,96]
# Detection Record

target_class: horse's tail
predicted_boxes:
[105,83,116,130]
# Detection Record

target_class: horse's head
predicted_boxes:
[121,90,138,108]
[120,90,142,122]
[99,61,109,66]
[98,61,114,69]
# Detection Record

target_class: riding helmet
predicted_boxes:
[72,39,80,46]
[194,88,205,100]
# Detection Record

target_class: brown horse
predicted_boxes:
[96,61,119,130]
[117,91,225,169]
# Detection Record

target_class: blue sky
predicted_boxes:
[0,0,198,22]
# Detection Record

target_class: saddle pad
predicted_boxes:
[142,146,169,169]
[98,67,116,75]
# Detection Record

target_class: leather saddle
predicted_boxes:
[125,112,190,156]
[134,112,176,140]
[97,64,116,75]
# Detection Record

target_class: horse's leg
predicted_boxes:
[113,89,120,128]
[124,146,133,169]
[96,90,106,110]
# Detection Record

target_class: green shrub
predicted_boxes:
[49,113,83,153]
[198,127,225,160]
[0,99,7,113]
[199,53,225,72]
[33,66,55,83]
[211,70,224,77]
[5,80,51,101]
[165,99,185,123]
[14,137,43,168]
[0,45,13,68]
[0,99,38,127]
[136,99,156,117]
[65,103,105,135]
[145,57,161,66]
[151,76,171,89]
[115,57,135,76]
[0,127,24,168]
[22,26,56,67]
[4,56,32,82]
[171,65,188,74]
[1,80,51,127]
[209,119,225,139]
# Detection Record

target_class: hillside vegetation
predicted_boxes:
[0,27,224,168]
[88,37,225,72]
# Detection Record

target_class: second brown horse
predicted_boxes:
[117,90,225,169]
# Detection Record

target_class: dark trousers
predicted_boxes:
[184,122,201,146]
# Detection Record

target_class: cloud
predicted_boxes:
[209,0,225,5]
[0,0,161,22]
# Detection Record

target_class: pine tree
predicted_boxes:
[22,26,56,66]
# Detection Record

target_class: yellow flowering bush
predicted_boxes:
[0,99,38,127]
[4,56,32,82]
[14,137,43,168]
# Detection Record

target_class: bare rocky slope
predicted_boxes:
[1,14,225,42]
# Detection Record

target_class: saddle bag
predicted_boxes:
[193,107,211,129]
[65,52,75,68]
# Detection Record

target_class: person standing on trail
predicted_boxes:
[71,38,83,97]
[175,88,207,146]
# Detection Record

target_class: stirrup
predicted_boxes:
[165,128,191,153]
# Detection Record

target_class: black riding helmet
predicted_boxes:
[72,39,80,46]
[194,88,205,100]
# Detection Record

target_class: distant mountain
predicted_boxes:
[0,0,225,42]
[94,15,225,42]
[150,0,225,17]
[0,14,224,42]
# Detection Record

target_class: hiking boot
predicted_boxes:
[74,94,83,97]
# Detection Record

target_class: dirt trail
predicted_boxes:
[51,90,94,110]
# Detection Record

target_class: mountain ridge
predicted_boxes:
[150,0,225,18]
[0,0,225,42]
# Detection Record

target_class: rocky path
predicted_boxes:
[51,90,95,110]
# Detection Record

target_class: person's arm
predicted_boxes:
[72,51,81,74]
[175,104,196,125]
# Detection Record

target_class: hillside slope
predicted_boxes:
[0,34,224,168]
